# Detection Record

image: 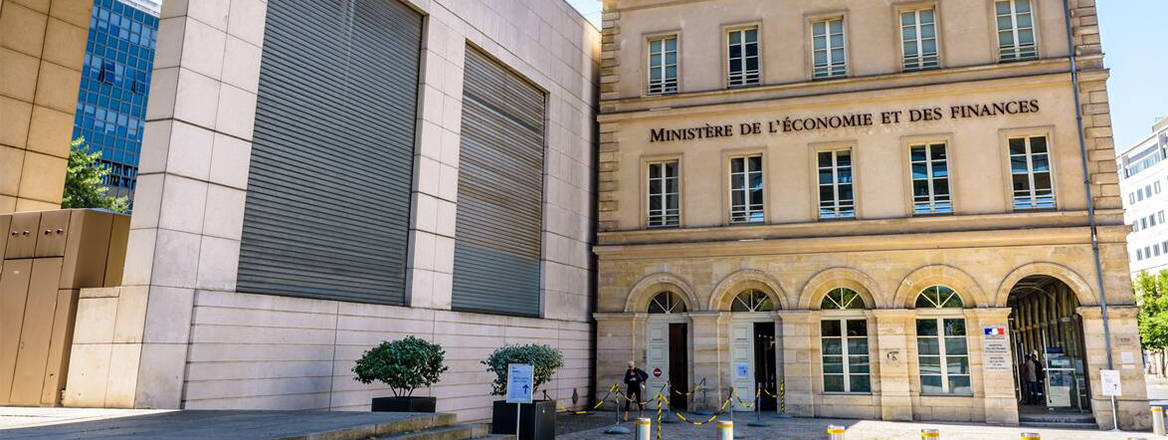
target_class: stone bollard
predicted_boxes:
[827,425,845,440]
[1020,433,1039,440]
[717,420,733,440]
[1153,405,1166,436]
[635,417,651,440]
[920,428,939,439]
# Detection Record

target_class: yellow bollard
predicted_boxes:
[1153,406,1166,436]
[717,420,733,440]
[635,417,651,440]
[921,428,939,439]
[1020,433,1039,440]
[827,425,845,440]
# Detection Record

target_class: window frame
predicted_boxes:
[820,316,872,394]
[724,23,763,89]
[814,146,857,220]
[807,13,849,80]
[992,0,1040,63]
[915,316,972,395]
[726,151,766,224]
[897,4,941,72]
[999,127,1057,212]
[644,157,682,228]
[645,32,680,96]
[906,139,953,215]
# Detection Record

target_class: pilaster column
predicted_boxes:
[689,311,725,411]
[968,307,1018,425]
[1078,305,1150,430]
[872,309,914,421]
[777,310,816,416]
[594,312,642,409]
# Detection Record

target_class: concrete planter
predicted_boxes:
[371,396,437,413]
[491,400,555,440]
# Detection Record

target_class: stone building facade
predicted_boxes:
[60,0,599,423]
[594,0,1148,430]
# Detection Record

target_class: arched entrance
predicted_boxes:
[645,292,689,410]
[1007,275,1091,417]
[728,289,778,411]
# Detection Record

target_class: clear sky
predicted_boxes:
[563,0,1168,152]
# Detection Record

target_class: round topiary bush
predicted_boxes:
[482,344,564,397]
[353,336,448,397]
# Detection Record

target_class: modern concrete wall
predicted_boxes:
[65,0,599,423]
[0,0,93,212]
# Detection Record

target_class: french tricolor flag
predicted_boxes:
[984,327,1006,335]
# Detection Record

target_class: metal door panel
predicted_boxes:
[34,210,70,258]
[10,258,63,404]
[730,321,755,411]
[645,319,669,398]
[0,259,33,402]
[5,212,40,259]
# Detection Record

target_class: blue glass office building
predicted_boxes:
[72,0,159,199]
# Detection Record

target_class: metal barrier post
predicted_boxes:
[747,382,769,427]
[1153,405,1166,436]
[921,428,939,439]
[717,421,733,440]
[827,425,845,440]
[603,385,631,435]
[1020,433,1039,440]
[635,418,651,440]
[775,379,790,418]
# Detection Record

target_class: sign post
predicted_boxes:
[506,364,534,437]
[1100,369,1121,432]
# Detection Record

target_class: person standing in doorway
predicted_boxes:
[623,361,648,421]
[1021,354,1038,404]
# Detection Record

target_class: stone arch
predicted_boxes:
[708,269,790,311]
[798,267,883,309]
[624,272,701,313]
[994,262,1097,307]
[893,264,990,308]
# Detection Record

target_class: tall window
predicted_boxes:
[730,155,764,223]
[648,292,687,314]
[1009,136,1055,210]
[647,161,680,227]
[901,8,939,71]
[915,286,969,395]
[811,17,846,79]
[818,150,855,219]
[996,0,1037,62]
[648,36,678,95]
[727,27,760,87]
[822,318,870,393]
[731,290,774,312]
[910,143,952,214]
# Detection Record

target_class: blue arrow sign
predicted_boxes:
[506,364,534,404]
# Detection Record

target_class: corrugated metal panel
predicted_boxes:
[450,47,546,317]
[237,0,421,305]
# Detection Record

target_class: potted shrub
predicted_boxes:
[484,344,564,440]
[353,336,448,412]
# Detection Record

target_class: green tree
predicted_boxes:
[61,138,129,212]
[1135,270,1168,376]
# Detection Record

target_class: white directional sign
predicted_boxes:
[1100,369,1122,397]
[506,363,534,404]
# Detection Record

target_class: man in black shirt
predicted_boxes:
[623,361,649,421]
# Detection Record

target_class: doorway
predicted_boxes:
[668,323,689,410]
[1007,275,1091,418]
[753,322,778,411]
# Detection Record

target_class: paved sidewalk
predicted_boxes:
[558,413,1152,440]
[0,407,172,430]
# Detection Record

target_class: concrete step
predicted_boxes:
[375,423,512,440]
[1017,421,1100,430]
[277,412,459,440]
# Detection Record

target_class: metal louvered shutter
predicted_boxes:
[236,0,421,305]
[450,47,546,317]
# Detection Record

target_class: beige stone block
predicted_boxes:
[412,192,438,233]
[156,174,207,233]
[173,68,220,129]
[17,150,65,203]
[0,2,46,57]
[103,343,142,407]
[145,67,178,120]
[226,0,266,46]
[221,36,261,93]
[159,0,187,18]
[187,0,228,30]
[208,133,251,189]
[180,17,225,79]
[438,163,458,202]
[11,0,50,13]
[0,145,25,195]
[195,236,239,290]
[0,95,32,147]
[150,229,201,288]
[165,121,214,179]
[0,47,40,102]
[61,343,112,407]
[129,173,163,230]
[436,199,457,237]
[73,296,118,343]
[434,235,455,274]
[32,60,81,113]
[415,154,440,196]
[152,17,184,70]
[42,18,86,70]
[113,286,149,343]
[47,0,90,29]
[14,197,57,211]
[407,230,436,271]
[0,195,15,212]
[137,120,171,174]
[201,184,245,240]
[142,287,194,344]
[214,84,256,140]
[25,104,73,157]
[120,228,157,286]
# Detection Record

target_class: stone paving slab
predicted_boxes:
[0,409,422,440]
[558,413,1153,440]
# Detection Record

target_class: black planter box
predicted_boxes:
[371,396,437,413]
[491,400,555,440]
